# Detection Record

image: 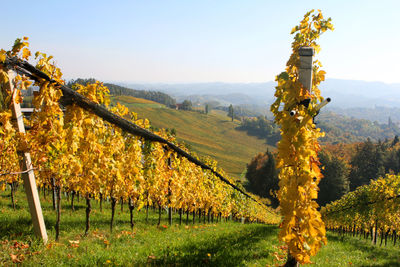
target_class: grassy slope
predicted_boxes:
[111,96,273,178]
[1,190,399,266]
[112,95,163,106]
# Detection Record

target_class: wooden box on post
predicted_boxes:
[298,47,314,93]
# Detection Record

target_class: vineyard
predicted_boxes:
[0,37,279,234]
[322,174,400,246]
[1,10,400,266]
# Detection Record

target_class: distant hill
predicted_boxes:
[115,79,400,123]
[117,79,400,106]
[235,112,400,146]
[116,82,275,109]
[110,95,273,179]
[321,79,400,108]
[116,82,275,100]
[324,106,400,125]
[316,111,400,144]
[176,93,265,106]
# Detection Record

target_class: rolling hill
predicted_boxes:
[117,79,400,123]
[111,95,273,179]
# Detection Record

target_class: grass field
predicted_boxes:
[111,96,164,108]
[110,96,273,179]
[1,189,399,266]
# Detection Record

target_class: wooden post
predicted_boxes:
[284,47,314,267]
[298,47,314,93]
[8,70,48,244]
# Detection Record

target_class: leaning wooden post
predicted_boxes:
[8,70,48,244]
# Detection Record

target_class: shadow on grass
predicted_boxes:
[0,217,35,239]
[141,224,277,266]
[327,232,400,267]
[58,217,221,236]
[65,212,192,232]
[0,204,196,239]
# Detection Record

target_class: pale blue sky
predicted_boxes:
[1,0,399,83]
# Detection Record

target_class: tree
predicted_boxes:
[391,135,399,147]
[205,104,209,114]
[236,116,281,146]
[181,100,192,111]
[228,104,234,122]
[317,151,350,206]
[349,139,385,190]
[245,151,279,207]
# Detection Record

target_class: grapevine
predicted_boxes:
[0,37,280,242]
[321,174,400,245]
[270,10,333,264]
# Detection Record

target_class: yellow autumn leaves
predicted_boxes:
[271,10,333,264]
[321,174,400,242]
[0,38,31,190]
[0,37,280,226]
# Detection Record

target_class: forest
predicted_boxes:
[245,137,400,208]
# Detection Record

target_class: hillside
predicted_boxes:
[123,79,400,109]
[112,95,163,107]
[110,96,273,179]
[316,111,400,144]
[120,80,400,123]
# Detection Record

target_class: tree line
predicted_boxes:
[67,78,177,107]
[236,116,280,146]
[245,136,400,208]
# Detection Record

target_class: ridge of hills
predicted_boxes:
[117,79,400,107]
[115,79,400,123]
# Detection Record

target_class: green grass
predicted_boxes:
[1,189,399,266]
[307,232,400,267]
[112,95,161,105]
[110,96,273,179]
[0,189,281,266]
